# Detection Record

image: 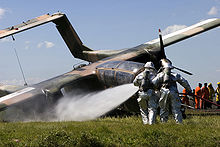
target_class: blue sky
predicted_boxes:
[0,0,219,90]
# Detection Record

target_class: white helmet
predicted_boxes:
[160,59,173,69]
[144,62,155,69]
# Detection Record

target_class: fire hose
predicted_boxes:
[179,93,220,107]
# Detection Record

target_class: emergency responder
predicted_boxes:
[207,83,215,109]
[133,62,159,125]
[215,82,220,109]
[195,83,202,109]
[192,89,195,107]
[152,59,192,124]
[182,88,189,105]
[201,83,209,109]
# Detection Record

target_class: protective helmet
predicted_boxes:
[217,82,220,85]
[208,83,212,86]
[160,59,173,69]
[144,62,155,69]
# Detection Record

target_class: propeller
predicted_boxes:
[158,29,193,75]
[173,66,193,75]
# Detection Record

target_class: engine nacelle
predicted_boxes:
[95,61,144,87]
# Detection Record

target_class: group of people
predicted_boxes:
[182,82,220,109]
[133,59,192,125]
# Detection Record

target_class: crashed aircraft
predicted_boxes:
[0,12,219,120]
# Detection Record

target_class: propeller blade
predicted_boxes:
[158,29,166,59]
[173,66,193,75]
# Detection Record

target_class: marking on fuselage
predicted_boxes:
[0,87,35,103]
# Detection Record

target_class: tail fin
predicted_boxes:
[52,14,93,61]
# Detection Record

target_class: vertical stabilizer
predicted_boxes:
[52,14,92,61]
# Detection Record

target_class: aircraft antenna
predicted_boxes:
[11,35,28,86]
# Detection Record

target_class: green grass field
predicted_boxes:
[0,115,219,146]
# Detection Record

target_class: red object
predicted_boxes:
[195,86,202,109]
[202,87,209,99]
[182,88,189,105]
[201,86,209,109]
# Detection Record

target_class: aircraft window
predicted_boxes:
[104,70,116,86]
[96,61,144,72]
[117,61,144,71]
[115,71,134,85]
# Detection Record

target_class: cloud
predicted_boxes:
[37,42,43,48]
[216,69,220,72]
[208,6,218,15]
[37,41,55,48]
[0,8,6,19]
[162,25,187,35]
[45,41,54,48]
[25,41,31,50]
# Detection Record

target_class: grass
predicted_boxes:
[0,115,219,146]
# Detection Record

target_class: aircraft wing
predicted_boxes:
[104,18,220,66]
[0,84,24,97]
[144,18,220,48]
[0,73,89,111]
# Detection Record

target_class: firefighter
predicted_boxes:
[201,83,209,109]
[152,59,192,123]
[207,83,215,109]
[215,82,220,109]
[195,83,202,109]
[182,88,189,105]
[133,62,159,125]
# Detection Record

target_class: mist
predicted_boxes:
[0,83,138,122]
[54,83,138,121]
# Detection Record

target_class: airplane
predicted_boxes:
[0,12,219,120]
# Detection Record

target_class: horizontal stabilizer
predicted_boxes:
[0,12,94,61]
[0,13,63,39]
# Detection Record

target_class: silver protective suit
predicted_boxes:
[133,67,159,125]
[152,71,191,123]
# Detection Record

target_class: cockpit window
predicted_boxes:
[96,61,144,72]
[117,61,144,71]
